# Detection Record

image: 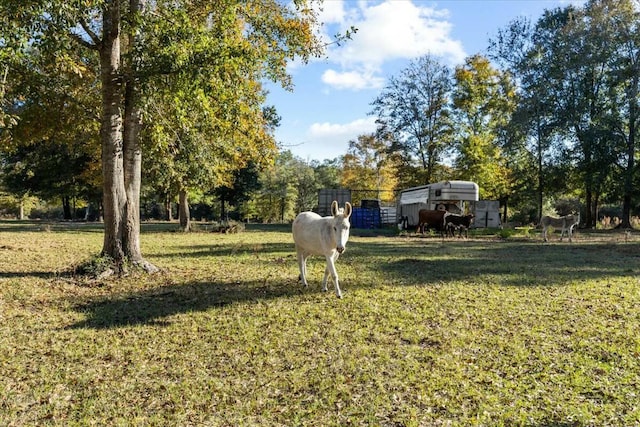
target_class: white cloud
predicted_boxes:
[308,117,377,139]
[316,1,346,25]
[321,69,385,90]
[318,1,466,91]
[290,117,378,160]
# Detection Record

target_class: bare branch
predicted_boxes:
[80,20,102,46]
[71,32,98,50]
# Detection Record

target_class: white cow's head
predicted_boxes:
[331,201,352,254]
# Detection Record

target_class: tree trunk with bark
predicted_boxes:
[584,187,593,228]
[536,120,543,223]
[179,189,191,231]
[99,1,126,267]
[621,77,637,229]
[502,196,508,224]
[220,194,226,220]
[165,194,173,221]
[98,0,157,273]
[62,196,72,220]
[593,192,600,229]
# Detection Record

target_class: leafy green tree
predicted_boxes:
[490,16,560,222]
[452,55,516,200]
[295,162,318,213]
[543,3,619,227]
[209,105,280,222]
[371,55,454,184]
[144,80,270,231]
[492,1,638,227]
[1,0,327,271]
[254,150,341,221]
[142,14,287,231]
[340,133,398,205]
[255,150,299,222]
[214,162,262,220]
[311,158,342,190]
[597,0,640,228]
[0,42,101,219]
[2,140,100,219]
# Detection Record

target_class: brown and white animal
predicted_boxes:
[292,201,352,298]
[416,209,449,236]
[541,214,580,242]
[445,213,475,238]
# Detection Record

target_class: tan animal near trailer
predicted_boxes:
[541,214,580,242]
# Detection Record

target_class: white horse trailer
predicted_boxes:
[397,181,479,228]
[469,200,502,228]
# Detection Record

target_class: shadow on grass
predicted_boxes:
[350,238,640,287]
[151,242,294,259]
[0,271,59,279]
[0,220,105,233]
[68,277,305,329]
[0,220,297,234]
[66,237,640,330]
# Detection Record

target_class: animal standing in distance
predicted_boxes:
[541,214,580,242]
[416,209,448,237]
[445,213,475,238]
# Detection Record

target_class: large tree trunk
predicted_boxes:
[584,187,593,229]
[99,0,127,267]
[122,0,156,271]
[123,71,156,269]
[593,192,600,229]
[99,0,156,273]
[179,189,191,231]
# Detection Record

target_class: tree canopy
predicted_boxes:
[1,0,328,271]
[370,54,454,184]
[490,0,640,225]
[2,0,640,231]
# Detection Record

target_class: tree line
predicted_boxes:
[241,0,640,228]
[364,0,640,229]
[0,0,345,273]
[0,0,639,271]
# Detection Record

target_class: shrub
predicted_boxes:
[72,254,116,279]
[209,220,245,234]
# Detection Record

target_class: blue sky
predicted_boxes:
[265,0,582,163]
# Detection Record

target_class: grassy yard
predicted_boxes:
[1,221,639,426]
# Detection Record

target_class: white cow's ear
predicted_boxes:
[331,200,338,216]
[344,202,352,219]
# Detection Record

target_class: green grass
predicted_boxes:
[1,221,640,426]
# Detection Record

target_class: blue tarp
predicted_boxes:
[351,207,381,229]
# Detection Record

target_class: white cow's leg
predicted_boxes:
[325,252,342,298]
[322,252,339,292]
[322,263,330,292]
[560,227,566,241]
[297,251,309,287]
[543,226,548,242]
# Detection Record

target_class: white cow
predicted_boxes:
[541,214,580,242]
[292,201,352,298]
